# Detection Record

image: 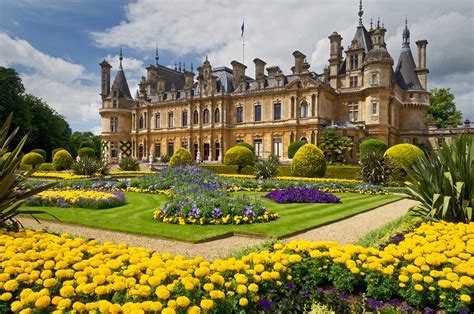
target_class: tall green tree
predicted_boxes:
[427,88,463,128]
[69,131,101,158]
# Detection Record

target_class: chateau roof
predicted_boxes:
[352,25,372,53]
[394,23,423,90]
[111,69,133,99]
[156,64,185,91]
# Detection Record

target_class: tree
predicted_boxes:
[69,131,101,158]
[426,88,462,128]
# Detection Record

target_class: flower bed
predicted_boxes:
[0,221,472,313]
[24,189,126,209]
[264,187,341,204]
[31,172,91,180]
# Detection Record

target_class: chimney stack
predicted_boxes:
[415,40,429,90]
[231,60,247,86]
[253,58,266,80]
[100,60,112,100]
[292,51,306,74]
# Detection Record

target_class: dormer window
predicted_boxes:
[350,55,358,69]
[113,90,118,97]
[350,76,358,88]
[112,100,118,108]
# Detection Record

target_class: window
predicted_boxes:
[168,112,174,128]
[348,103,359,122]
[181,141,188,149]
[236,139,244,144]
[300,101,308,118]
[138,116,144,129]
[350,55,358,69]
[254,104,262,122]
[301,137,308,143]
[371,73,379,85]
[350,76,358,88]
[110,141,118,158]
[193,110,199,124]
[273,102,281,120]
[155,143,161,157]
[273,138,282,157]
[215,142,220,161]
[112,100,118,108]
[236,106,243,123]
[155,113,161,128]
[254,139,263,158]
[203,109,210,124]
[113,90,118,97]
[110,117,118,132]
[167,142,174,156]
[182,111,188,126]
[372,102,378,115]
[214,108,220,123]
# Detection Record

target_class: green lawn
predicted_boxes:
[23,192,402,243]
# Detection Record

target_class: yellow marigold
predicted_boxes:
[239,297,248,306]
[234,274,248,284]
[248,283,259,293]
[254,264,265,273]
[156,286,171,300]
[423,276,434,284]
[460,276,473,287]
[414,284,424,291]
[398,275,409,283]
[200,299,214,310]
[412,273,423,282]
[236,284,247,295]
[35,295,51,308]
[438,280,451,289]
[162,308,176,314]
[460,294,471,303]
[59,285,75,298]
[4,279,19,291]
[176,296,190,308]
[0,292,12,301]
[288,254,302,263]
[209,290,225,299]
[203,283,214,292]
[452,281,462,290]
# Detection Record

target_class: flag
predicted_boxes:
[241,21,244,37]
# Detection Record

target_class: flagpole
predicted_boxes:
[241,19,245,65]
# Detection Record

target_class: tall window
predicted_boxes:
[254,104,262,122]
[182,111,188,126]
[348,103,359,122]
[254,139,263,158]
[110,141,118,158]
[155,113,160,128]
[236,106,243,123]
[215,142,220,161]
[113,90,118,97]
[372,102,378,115]
[214,108,220,123]
[167,142,174,156]
[203,109,210,124]
[168,112,174,128]
[273,102,281,120]
[155,143,161,157]
[193,110,199,124]
[371,72,379,85]
[112,100,118,108]
[300,101,308,118]
[273,138,282,157]
[181,141,188,149]
[350,55,358,69]
[138,116,144,129]
[110,117,118,132]
[350,76,358,88]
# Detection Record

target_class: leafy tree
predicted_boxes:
[318,129,353,164]
[69,131,101,158]
[426,88,462,128]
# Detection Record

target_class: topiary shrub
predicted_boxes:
[31,149,47,161]
[235,142,254,153]
[21,152,45,167]
[119,157,140,171]
[288,141,306,159]
[224,146,255,174]
[38,163,54,171]
[53,149,74,171]
[359,138,388,159]
[291,144,326,177]
[52,148,65,160]
[169,148,194,168]
[384,144,424,171]
[78,147,96,158]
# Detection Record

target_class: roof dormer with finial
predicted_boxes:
[111,46,133,100]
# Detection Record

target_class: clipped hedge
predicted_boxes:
[31,149,47,160]
[291,144,326,177]
[384,144,424,171]
[169,148,193,168]
[224,146,255,173]
[78,147,96,158]
[359,138,388,159]
[52,148,66,160]
[38,163,54,171]
[21,152,45,167]
[53,149,74,170]
[288,140,306,159]
[234,141,254,152]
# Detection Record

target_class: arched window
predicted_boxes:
[301,137,308,143]
[214,108,220,123]
[182,111,188,126]
[139,116,144,129]
[203,109,210,124]
[155,113,160,128]
[300,101,308,118]
[193,110,199,125]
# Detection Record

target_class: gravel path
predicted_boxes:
[17,199,418,260]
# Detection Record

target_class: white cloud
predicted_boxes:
[0,32,101,131]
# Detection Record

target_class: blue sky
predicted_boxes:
[0,0,472,133]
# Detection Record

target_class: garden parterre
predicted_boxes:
[0,221,472,313]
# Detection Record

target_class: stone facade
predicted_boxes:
[100,5,438,163]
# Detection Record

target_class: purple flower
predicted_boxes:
[264,188,341,204]
[259,298,274,311]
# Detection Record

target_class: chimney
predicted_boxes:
[253,58,266,80]
[292,51,306,74]
[328,32,343,89]
[184,70,195,91]
[231,60,247,85]
[100,60,112,100]
[415,40,429,90]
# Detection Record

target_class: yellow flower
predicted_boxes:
[236,284,247,295]
[176,296,190,308]
[412,273,423,282]
[4,279,19,291]
[248,283,259,293]
[35,295,51,308]
[203,283,214,292]
[460,294,471,303]
[239,297,248,306]
[398,275,409,283]
[414,284,424,291]
[0,292,12,301]
[162,307,176,314]
[200,299,214,310]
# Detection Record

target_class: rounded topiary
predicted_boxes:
[235,142,254,153]
[224,146,255,174]
[119,157,140,171]
[169,148,194,168]
[31,149,47,160]
[359,138,388,159]
[384,143,424,171]
[53,149,74,171]
[291,144,326,177]
[21,152,45,167]
[78,147,96,158]
[52,148,65,160]
[288,141,306,159]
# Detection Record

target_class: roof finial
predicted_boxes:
[183,62,186,71]
[402,15,410,48]
[155,45,159,67]
[191,62,194,72]
[174,62,177,71]
[358,0,364,25]
[178,61,182,72]
[377,17,380,28]
[119,45,123,69]
[205,54,208,61]
[370,18,373,30]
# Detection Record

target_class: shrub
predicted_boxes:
[254,156,279,179]
[169,148,193,168]
[31,149,47,160]
[78,147,96,158]
[21,152,45,167]
[384,144,424,171]
[359,138,388,159]
[235,141,254,152]
[160,155,170,163]
[52,149,74,170]
[325,165,360,180]
[52,148,65,160]
[407,135,473,223]
[200,164,254,175]
[288,141,306,159]
[71,157,109,176]
[38,163,54,171]
[291,144,326,177]
[359,152,395,184]
[119,157,140,171]
[224,146,255,174]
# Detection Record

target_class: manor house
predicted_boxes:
[99,3,430,163]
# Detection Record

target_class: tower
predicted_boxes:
[328,32,342,89]
[100,60,111,100]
